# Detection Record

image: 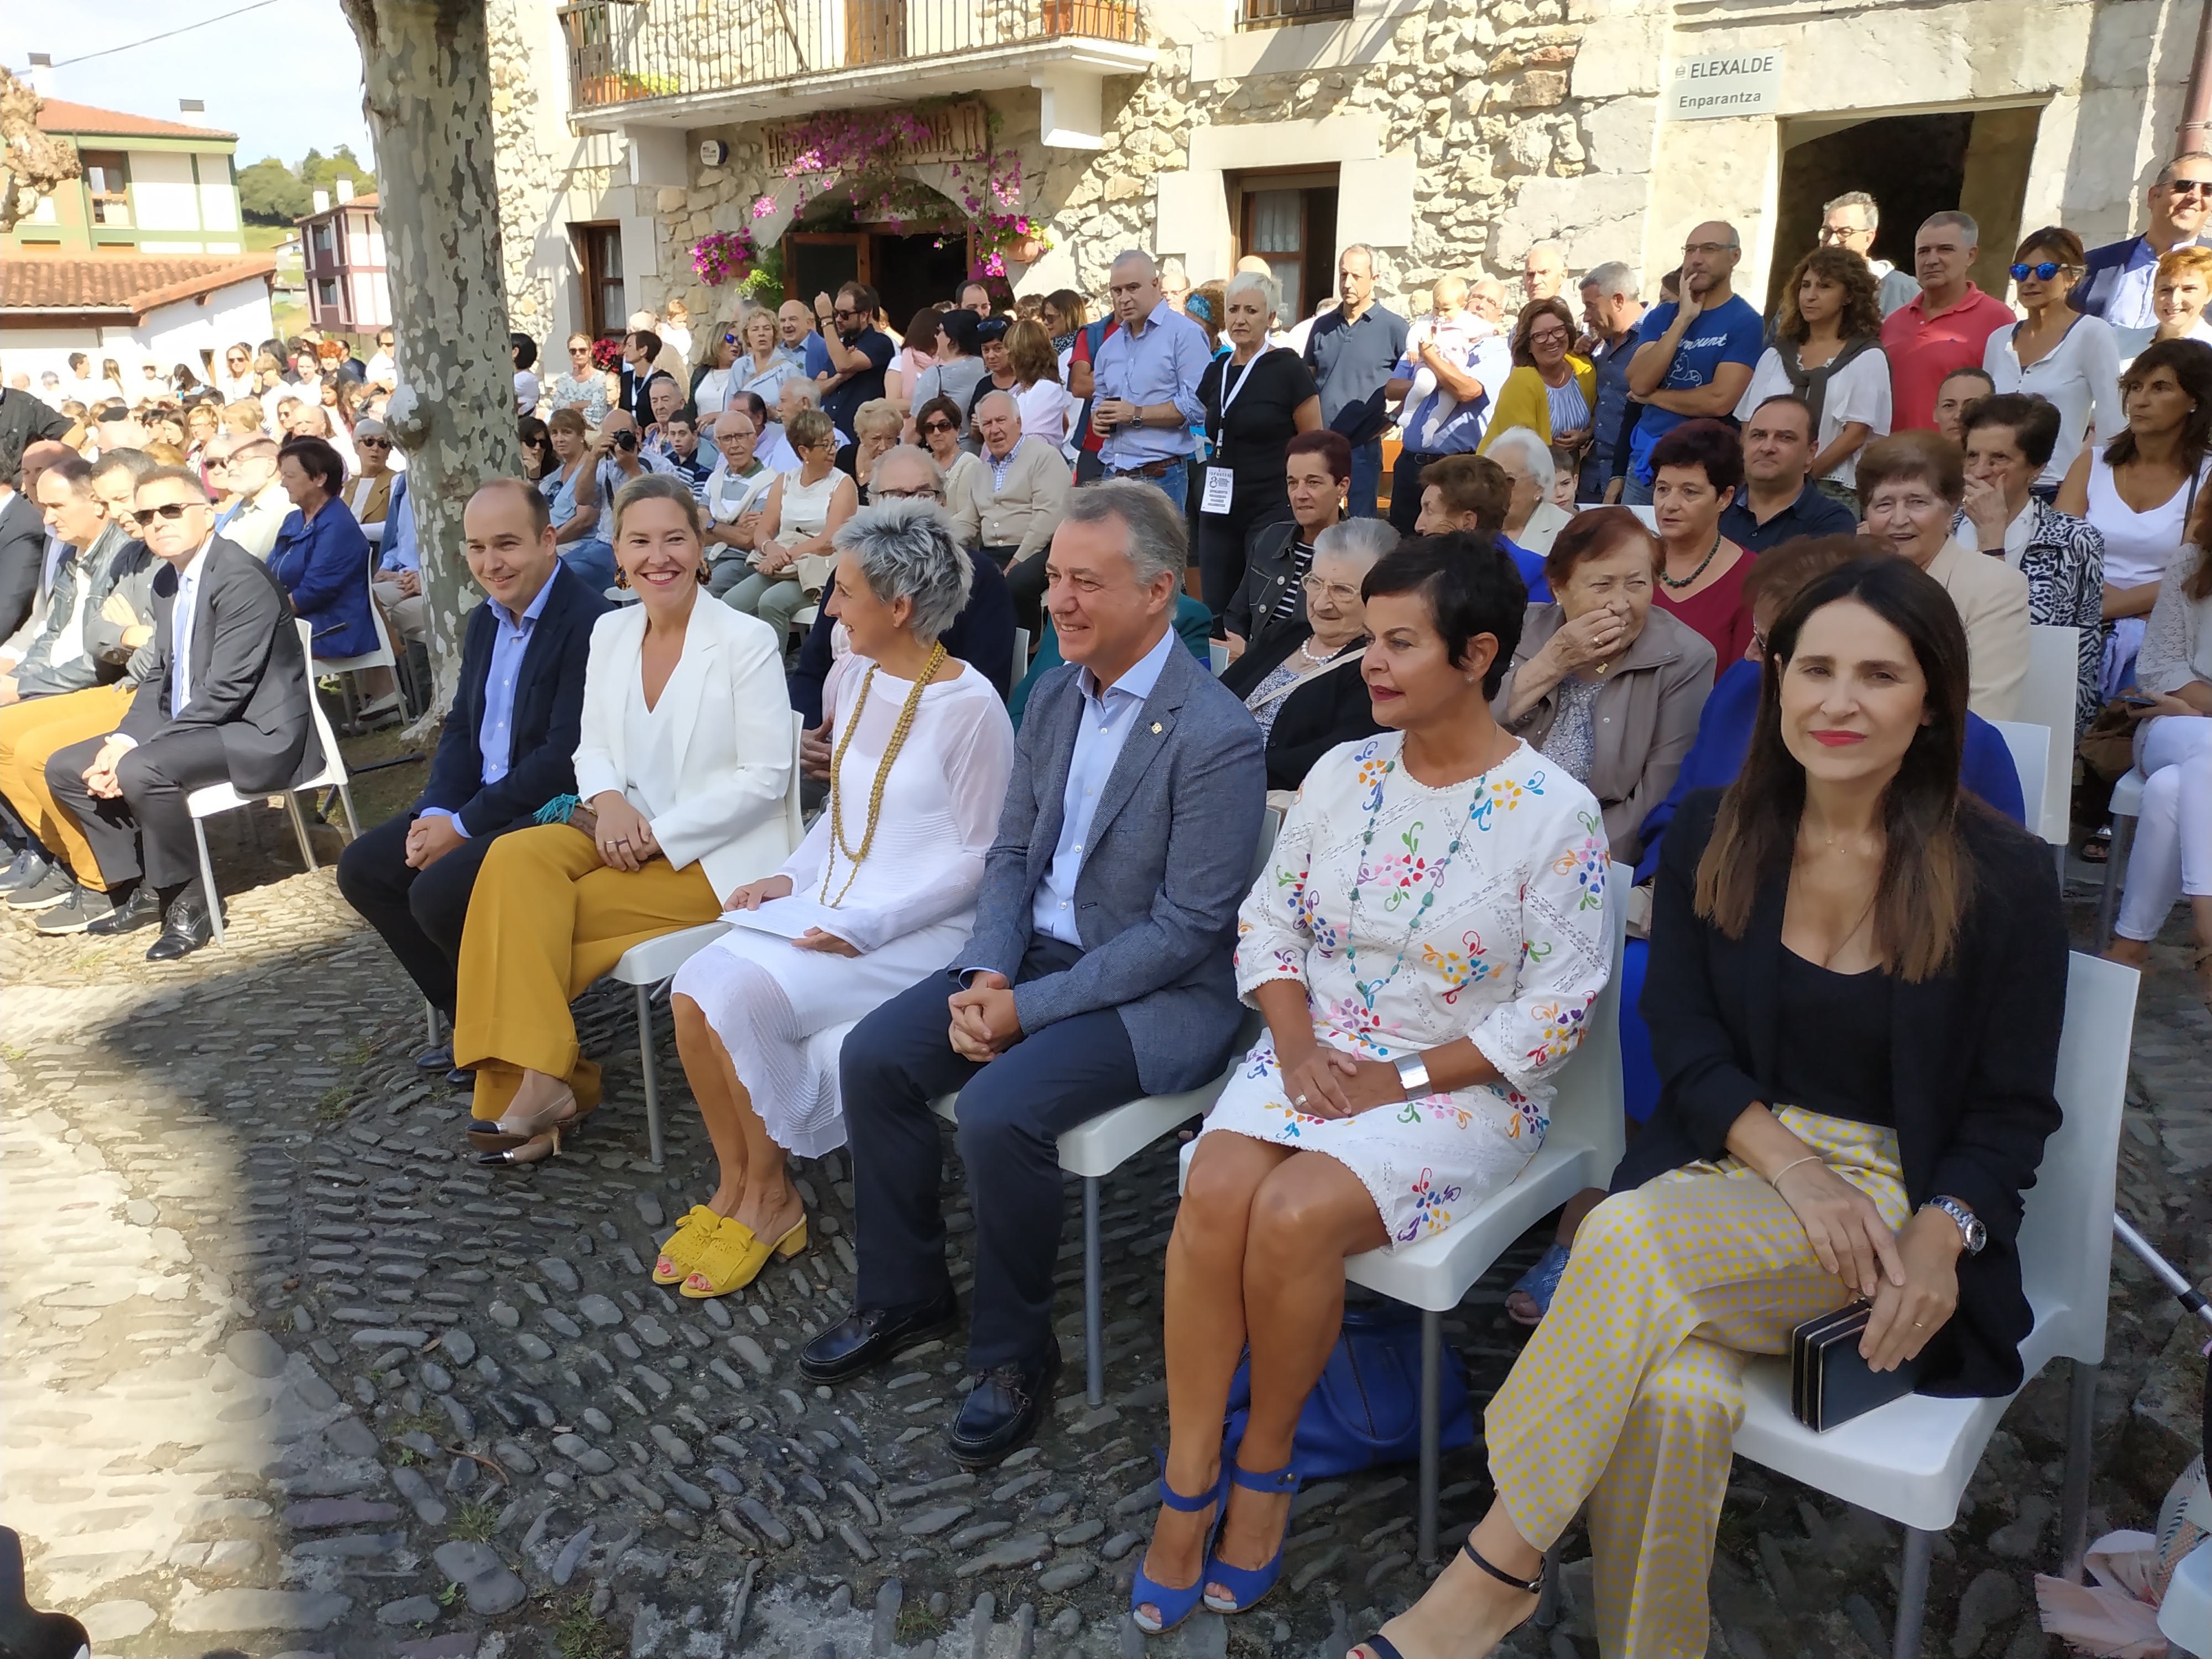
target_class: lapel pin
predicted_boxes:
[1151,722,1162,734]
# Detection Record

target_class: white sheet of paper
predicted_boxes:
[1199,465,1234,515]
[722,895,844,941]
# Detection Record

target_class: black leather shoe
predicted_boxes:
[416,1042,455,1071]
[948,1338,1062,1469]
[145,893,215,962]
[798,1291,961,1386]
[447,1066,474,1090]
[84,884,159,937]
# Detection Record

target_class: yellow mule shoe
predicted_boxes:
[652,1206,738,1285]
[681,1215,807,1300]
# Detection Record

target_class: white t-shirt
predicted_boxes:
[1734,344,1892,488]
[1014,379,1077,446]
[1982,313,2122,491]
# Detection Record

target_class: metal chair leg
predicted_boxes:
[2096,813,2136,943]
[1534,1542,1564,1628]
[1891,1527,1934,1659]
[1083,1175,1104,1407]
[1418,1308,1441,1564]
[425,998,440,1050]
[636,982,664,1166]
[336,783,359,838]
[284,791,316,871]
[190,818,226,945]
[2059,1357,2098,1582]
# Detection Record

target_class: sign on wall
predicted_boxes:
[1665,50,1783,121]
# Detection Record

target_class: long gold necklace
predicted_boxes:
[818,642,947,906]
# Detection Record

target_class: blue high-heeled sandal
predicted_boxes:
[1505,1240,1571,1327]
[1201,1459,1301,1614]
[1129,1452,1229,1635]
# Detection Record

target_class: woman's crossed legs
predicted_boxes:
[1137,1132,1388,1627]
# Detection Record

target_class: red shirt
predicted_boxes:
[1070,319,1121,454]
[1655,548,1756,669]
[1881,284,2017,431]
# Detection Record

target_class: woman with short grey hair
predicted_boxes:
[660,495,1018,1298]
[1195,267,1323,618]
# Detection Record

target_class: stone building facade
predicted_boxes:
[486,0,2208,348]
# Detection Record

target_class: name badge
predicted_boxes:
[1200,466,1234,516]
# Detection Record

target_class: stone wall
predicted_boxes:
[487,0,560,338]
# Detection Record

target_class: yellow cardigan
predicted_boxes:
[1477,357,1597,452]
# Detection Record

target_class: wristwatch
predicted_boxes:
[1392,1052,1431,1100]
[1920,1196,1986,1255]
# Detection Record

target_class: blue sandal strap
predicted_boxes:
[1229,1460,1298,1493]
[1355,1637,1410,1659]
[1149,1445,1224,1512]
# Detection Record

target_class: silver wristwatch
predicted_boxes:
[1393,1052,1431,1099]
[1921,1196,1986,1255]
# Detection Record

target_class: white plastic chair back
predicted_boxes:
[1209,640,1229,676]
[2021,625,2078,843]
[1012,626,1030,667]
[1990,721,2048,835]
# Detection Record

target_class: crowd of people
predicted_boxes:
[1,153,2208,1659]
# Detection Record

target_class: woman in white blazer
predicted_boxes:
[455,473,794,1166]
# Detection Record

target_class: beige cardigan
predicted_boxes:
[1923,538,2030,721]
[1493,602,1717,864]
[947,437,1071,565]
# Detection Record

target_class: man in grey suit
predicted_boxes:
[803,481,1267,1467]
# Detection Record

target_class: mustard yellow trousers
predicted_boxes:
[1486,1109,1911,1658]
[452,823,719,1121]
[0,684,137,891]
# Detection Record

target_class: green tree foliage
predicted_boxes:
[237,147,379,226]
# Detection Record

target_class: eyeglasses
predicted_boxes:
[359,437,391,448]
[920,419,955,435]
[871,484,942,501]
[226,353,249,364]
[1527,328,1571,347]
[132,502,197,525]
[1815,223,1868,244]
[723,332,742,345]
[2010,262,2080,282]
[1299,576,1361,604]
[832,308,861,321]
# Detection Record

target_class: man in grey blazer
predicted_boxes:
[802,481,1267,1468]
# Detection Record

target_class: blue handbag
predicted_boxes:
[1222,1304,1475,1479]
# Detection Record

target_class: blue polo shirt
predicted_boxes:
[1303,303,1410,426]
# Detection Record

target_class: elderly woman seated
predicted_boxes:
[1134,538,1615,1633]
[1483,426,1573,557]
[1493,506,1716,865]
[454,474,792,1165]
[654,499,1017,1297]
[836,398,904,504]
[1219,517,1395,794]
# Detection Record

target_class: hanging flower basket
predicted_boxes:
[692,228,757,287]
[589,338,624,373]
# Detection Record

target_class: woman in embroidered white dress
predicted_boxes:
[1133,534,1616,1634]
[658,499,1015,1300]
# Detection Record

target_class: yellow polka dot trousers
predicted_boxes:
[1486,1110,1911,1658]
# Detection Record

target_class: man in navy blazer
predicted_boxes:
[802,481,1267,1468]
[337,478,608,1060]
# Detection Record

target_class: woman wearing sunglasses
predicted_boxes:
[1982,227,2122,498]
[912,394,980,503]
[547,332,612,428]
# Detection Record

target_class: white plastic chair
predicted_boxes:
[2094,767,2147,944]
[2020,625,2080,859]
[2164,1538,2212,1656]
[936,807,1284,1407]
[1990,721,2049,839]
[608,711,806,1164]
[1208,639,1229,676]
[1729,951,2137,1659]
[1012,626,1030,669]
[187,619,361,947]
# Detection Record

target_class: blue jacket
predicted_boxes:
[418,561,612,836]
[269,500,378,659]
[967,637,1266,1096]
[1632,658,2027,884]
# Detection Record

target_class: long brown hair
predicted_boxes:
[1774,245,1883,346]
[1694,555,1979,982]
[2105,337,2212,468]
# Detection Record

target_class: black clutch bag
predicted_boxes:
[1790,1302,1924,1432]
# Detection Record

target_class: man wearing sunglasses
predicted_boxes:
[2074,150,2212,330]
[41,467,319,959]
[818,280,895,445]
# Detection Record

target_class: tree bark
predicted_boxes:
[0,68,82,234]
[340,0,520,733]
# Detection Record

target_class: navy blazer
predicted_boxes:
[964,636,1266,1096]
[1624,789,2067,1400]
[787,545,1014,725]
[418,561,610,835]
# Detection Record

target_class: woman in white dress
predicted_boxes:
[1133,539,1615,1633]
[659,498,1016,1298]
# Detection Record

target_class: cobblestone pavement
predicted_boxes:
[2,815,2206,1659]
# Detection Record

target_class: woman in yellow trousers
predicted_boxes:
[1350,555,2069,1659]
[453,473,792,1164]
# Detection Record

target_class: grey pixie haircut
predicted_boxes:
[1312,515,1399,566]
[1822,189,1880,227]
[831,497,973,644]
[1582,260,1637,299]
[1061,478,1187,586]
[1224,269,1280,316]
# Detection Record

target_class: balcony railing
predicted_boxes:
[559,0,1146,112]
[1238,0,1354,28]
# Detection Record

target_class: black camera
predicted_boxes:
[614,429,637,452]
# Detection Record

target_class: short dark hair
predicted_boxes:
[914,395,964,436]
[1543,505,1659,594]
[1648,416,1744,495]
[40,456,98,497]
[1959,391,2063,470]
[1285,427,1353,484]
[733,390,770,430]
[1420,452,1510,529]
[837,280,880,316]
[1856,430,1966,510]
[278,436,347,496]
[471,474,552,538]
[1361,533,1527,697]
[511,332,539,373]
[1747,393,1814,439]
[137,464,210,502]
[628,329,664,362]
[92,447,158,486]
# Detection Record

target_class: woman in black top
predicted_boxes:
[1352,556,2067,1659]
[1195,270,1322,620]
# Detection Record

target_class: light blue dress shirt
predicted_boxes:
[1394,334,1513,454]
[1031,624,1178,946]
[168,541,212,715]
[415,572,557,838]
[1091,301,1209,471]
[380,480,419,574]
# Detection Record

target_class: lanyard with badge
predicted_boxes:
[1201,347,1272,516]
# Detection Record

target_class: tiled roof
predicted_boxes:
[2,254,278,321]
[298,192,379,222]
[33,97,236,142]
